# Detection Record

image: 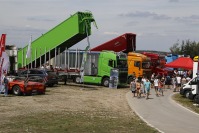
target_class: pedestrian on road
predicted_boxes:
[136,80,141,98]
[172,75,177,92]
[165,75,172,90]
[140,81,145,97]
[158,78,164,96]
[154,77,159,96]
[144,78,151,99]
[130,80,136,97]
[176,75,182,92]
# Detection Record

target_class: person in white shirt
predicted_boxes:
[176,75,181,92]
[154,77,159,96]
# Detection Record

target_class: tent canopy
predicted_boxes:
[165,57,193,70]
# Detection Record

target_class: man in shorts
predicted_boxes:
[144,78,151,99]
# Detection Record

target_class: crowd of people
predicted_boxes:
[130,69,193,99]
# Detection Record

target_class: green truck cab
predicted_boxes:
[83,51,128,87]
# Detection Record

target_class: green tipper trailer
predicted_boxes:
[17,11,97,69]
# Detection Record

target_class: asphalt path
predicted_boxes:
[126,88,199,133]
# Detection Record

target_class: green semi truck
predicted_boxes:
[59,50,128,87]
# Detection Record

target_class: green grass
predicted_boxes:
[172,93,199,114]
[0,111,158,133]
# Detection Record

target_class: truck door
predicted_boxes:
[134,61,141,77]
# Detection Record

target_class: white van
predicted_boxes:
[180,77,197,98]
[187,77,198,101]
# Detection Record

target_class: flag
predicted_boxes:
[26,36,32,58]
[0,34,6,57]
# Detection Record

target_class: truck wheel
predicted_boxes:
[185,91,190,98]
[48,84,54,87]
[102,78,109,87]
[194,95,199,104]
[12,85,22,96]
[75,76,81,84]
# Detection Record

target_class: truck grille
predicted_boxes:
[119,72,128,84]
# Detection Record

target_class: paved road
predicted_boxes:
[126,89,199,133]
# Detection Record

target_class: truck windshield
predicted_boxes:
[117,59,128,68]
[142,62,150,69]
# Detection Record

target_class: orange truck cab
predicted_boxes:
[127,52,151,83]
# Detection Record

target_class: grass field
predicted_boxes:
[172,93,199,114]
[0,84,158,133]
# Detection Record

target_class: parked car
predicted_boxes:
[180,77,197,98]
[18,69,58,87]
[8,76,46,96]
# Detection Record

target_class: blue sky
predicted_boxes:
[0,0,199,52]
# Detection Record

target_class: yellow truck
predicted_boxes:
[127,52,151,83]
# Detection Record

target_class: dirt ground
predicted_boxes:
[0,83,157,132]
[0,83,131,120]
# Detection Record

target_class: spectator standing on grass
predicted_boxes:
[154,77,159,96]
[3,73,9,97]
[130,80,136,97]
[144,78,151,99]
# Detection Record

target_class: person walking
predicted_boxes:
[165,75,172,90]
[3,73,9,97]
[144,78,151,99]
[172,75,177,92]
[136,80,141,98]
[176,75,182,92]
[140,81,145,97]
[158,78,164,96]
[130,80,136,97]
[154,77,159,96]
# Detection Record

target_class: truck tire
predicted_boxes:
[75,76,81,84]
[102,77,109,87]
[185,90,190,98]
[12,85,22,96]
[194,95,199,104]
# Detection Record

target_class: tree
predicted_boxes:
[170,40,199,58]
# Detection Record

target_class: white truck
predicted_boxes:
[188,76,199,103]
[180,77,197,98]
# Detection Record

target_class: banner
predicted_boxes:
[0,34,6,57]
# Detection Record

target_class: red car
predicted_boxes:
[8,76,46,96]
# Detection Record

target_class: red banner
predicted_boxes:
[0,34,6,57]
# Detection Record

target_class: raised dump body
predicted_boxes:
[91,33,136,53]
[17,11,97,69]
